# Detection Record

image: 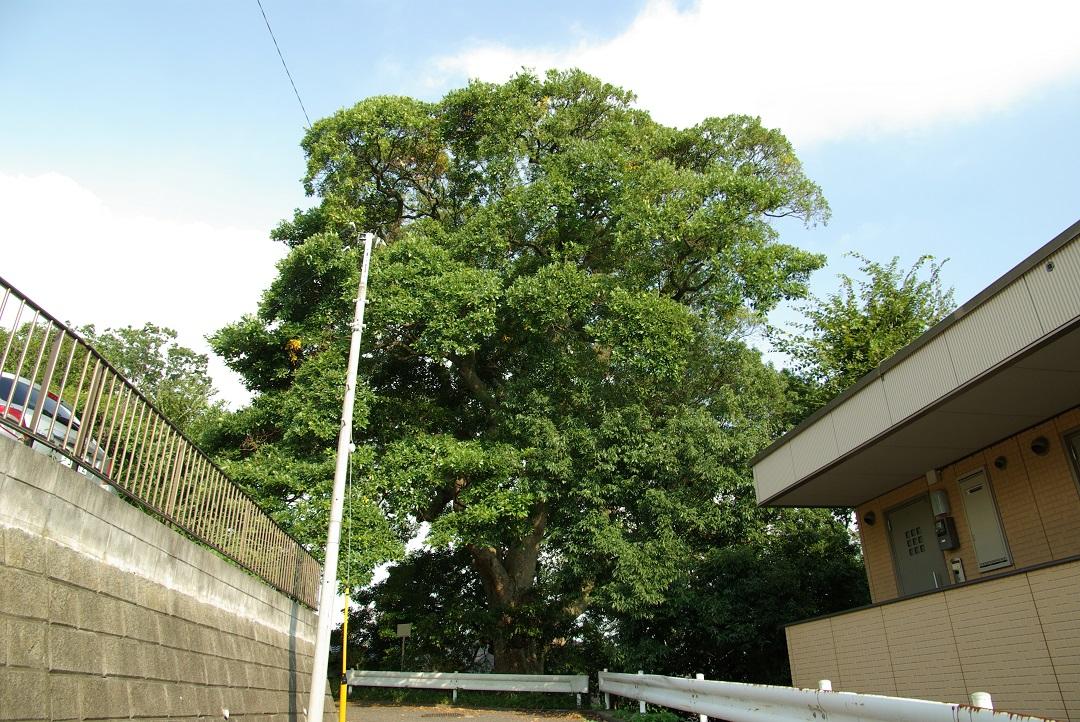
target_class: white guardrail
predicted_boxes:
[346,670,590,705]
[598,671,1056,722]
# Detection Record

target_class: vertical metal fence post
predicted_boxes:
[131,409,158,496]
[99,374,124,463]
[238,499,255,568]
[79,362,111,465]
[116,393,146,486]
[28,331,64,433]
[226,485,243,557]
[73,361,105,468]
[164,442,188,518]
[146,421,172,505]
[695,673,707,722]
[45,336,78,443]
[205,464,226,541]
[638,671,646,714]
[603,669,610,710]
[200,463,224,541]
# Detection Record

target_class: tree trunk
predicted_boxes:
[468,502,548,675]
[492,621,545,674]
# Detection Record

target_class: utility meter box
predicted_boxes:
[935,516,959,550]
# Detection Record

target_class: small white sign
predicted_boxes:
[396,623,412,638]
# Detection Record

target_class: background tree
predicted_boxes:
[609,506,867,684]
[334,548,493,673]
[772,254,955,424]
[210,69,831,672]
[0,320,222,441]
[80,323,224,440]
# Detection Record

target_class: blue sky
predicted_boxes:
[2,1,1079,404]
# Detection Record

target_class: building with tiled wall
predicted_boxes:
[751,219,1080,721]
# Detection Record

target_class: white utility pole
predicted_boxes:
[307,231,376,722]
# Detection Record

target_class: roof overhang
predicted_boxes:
[753,219,1080,508]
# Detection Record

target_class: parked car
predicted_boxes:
[0,371,112,478]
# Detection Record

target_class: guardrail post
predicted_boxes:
[638,670,646,714]
[452,688,457,703]
[603,669,610,710]
[969,692,993,710]
[695,673,707,722]
[818,679,832,691]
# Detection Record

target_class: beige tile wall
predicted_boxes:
[1026,411,1080,558]
[880,593,965,703]
[787,559,1080,721]
[945,574,1062,718]
[981,436,1052,566]
[1028,561,1080,720]
[831,604,897,696]
[784,617,838,692]
[855,406,1080,604]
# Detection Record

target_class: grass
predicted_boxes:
[607,709,686,722]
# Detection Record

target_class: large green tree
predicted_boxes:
[210,70,829,672]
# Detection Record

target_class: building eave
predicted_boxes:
[752,218,1080,507]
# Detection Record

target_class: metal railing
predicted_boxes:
[598,671,1054,722]
[0,275,321,608]
[345,671,589,705]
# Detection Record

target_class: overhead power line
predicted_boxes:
[255,0,312,129]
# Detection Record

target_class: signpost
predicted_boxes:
[397,623,412,670]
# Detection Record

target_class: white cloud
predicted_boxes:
[434,0,1080,144]
[0,171,286,407]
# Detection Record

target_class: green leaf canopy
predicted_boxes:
[210,69,829,672]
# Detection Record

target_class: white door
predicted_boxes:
[958,469,1011,572]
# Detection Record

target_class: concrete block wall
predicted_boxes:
[786,558,1080,721]
[0,435,336,721]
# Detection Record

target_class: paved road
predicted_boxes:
[342,703,591,722]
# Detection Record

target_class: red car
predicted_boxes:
[0,371,111,477]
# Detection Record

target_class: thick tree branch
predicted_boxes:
[561,579,594,620]
[505,502,548,592]
[416,483,456,523]
[454,351,497,409]
[468,544,514,607]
